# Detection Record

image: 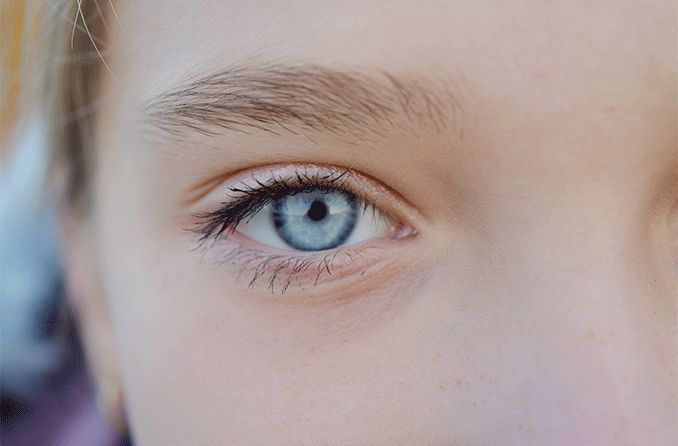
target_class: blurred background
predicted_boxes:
[1,2,123,444]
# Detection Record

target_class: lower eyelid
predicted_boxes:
[199,230,411,295]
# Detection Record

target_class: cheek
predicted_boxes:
[483,299,675,445]
[91,147,673,444]
[99,236,672,446]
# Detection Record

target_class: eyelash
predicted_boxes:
[192,168,377,244]
[209,244,383,294]
[190,168,394,293]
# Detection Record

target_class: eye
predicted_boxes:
[237,189,393,251]
[190,165,416,292]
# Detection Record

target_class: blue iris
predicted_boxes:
[272,190,358,251]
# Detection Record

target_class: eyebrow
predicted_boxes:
[141,64,468,141]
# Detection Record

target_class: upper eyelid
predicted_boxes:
[183,162,426,223]
[191,169,383,245]
[187,163,429,238]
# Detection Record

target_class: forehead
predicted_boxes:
[108,0,673,101]
[98,0,674,184]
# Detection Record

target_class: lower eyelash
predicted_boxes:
[211,244,381,294]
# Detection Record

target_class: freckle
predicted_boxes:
[438,384,446,391]
[479,373,485,380]
[455,378,463,387]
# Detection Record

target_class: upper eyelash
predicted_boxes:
[191,168,372,247]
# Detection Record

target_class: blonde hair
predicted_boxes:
[13,0,112,207]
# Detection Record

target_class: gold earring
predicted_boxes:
[96,379,128,433]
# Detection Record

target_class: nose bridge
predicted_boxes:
[486,205,643,315]
[419,193,673,430]
[426,181,660,339]
[410,225,671,443]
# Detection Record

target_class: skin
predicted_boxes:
[64,1,677,445]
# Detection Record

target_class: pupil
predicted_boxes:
[307,200,328,221]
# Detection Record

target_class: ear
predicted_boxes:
[59,209,127,432]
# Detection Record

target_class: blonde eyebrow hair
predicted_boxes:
[141,64,469,141]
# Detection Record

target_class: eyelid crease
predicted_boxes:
[182,162,350,206]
